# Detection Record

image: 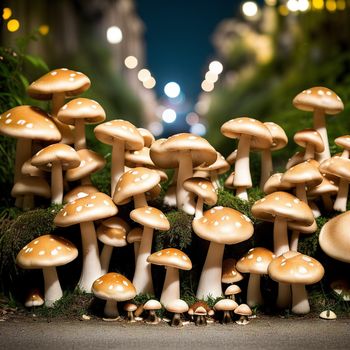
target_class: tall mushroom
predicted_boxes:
[127,227,143,265]
[193,206,254,299]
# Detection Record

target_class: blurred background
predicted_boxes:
[1,0,350,156]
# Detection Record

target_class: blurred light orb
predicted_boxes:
[124,56,138,69]
[39,25,49,36]
[312,0,324,9]
[7,19,20,32]
[326,0,337,11]
[2,8,12,20]
[162,108,177,123]
[287,0,300,11]
[137,69,151,82]
[242,1,259,17]
[205,71,219,83]
[298,0,310,11]
[148,122,163,136]
[201,80,214,92]
[190,123,207,136]
[186,112,200,125]
[143,77,156,89]
[208,61,223,75]
[164,82,181,98]
[265,0,277,6]
[106,26,122,44]
[278,4,289,15]
[337,0,346,10]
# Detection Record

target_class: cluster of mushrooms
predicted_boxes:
[1,68,350,326]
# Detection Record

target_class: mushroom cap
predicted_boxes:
[16,234,78,269]
[127,227,143,244]
[319,310,337,320]
[63,185,98,203]
[183,177,217,205]
[54,192,118,227]
[138,128,155,147]
[94,119,144,150]
[214,299,238,311]
[188,301,211,315]
[25,289,44,307]
[286,151,305,169]
[165,299,189,313]
[11,176,51,198]
[192,206,254,245]
[319,211,350,263]
[21,159,44,177]
[195,152,230,174]
[27,68,91,100]
[224,171,235,190]
[294,129,324,153]
[150,138,178,169]
[125,147,155,168]
[52,117,75,145]
[143,299,162,310]
[130,206,170,231]
[263,122,288,151]
[124,302,137,312]
[97,217,130,247]
[334,135,350,151]
[268,251,324,285]
[31,143,80,171]
[226,149,237,165]
[113,167,160,204]
[263,173,293,194]
[92,273,136,302]
[252,192,314,225]
[225,284,242,296]
[65,149,106,181]
[319,156,350,181]
[307,176,338,197]
[292,87,343,115]
[57,98,106,125]
[147,248,192,270]
[222,258,244,283]
[234,304,252,316]
[0,105,61,141]
[288,219,317,234]
[221,117,273,149]
[236,247,275,275]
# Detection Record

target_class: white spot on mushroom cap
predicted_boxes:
[77,101,82,105]
[39,250,45,256]
[257,256,262,262]
[5,119,12,124]
[62,104,68,110]
[299,266,308,274]
[26,123,33,128]
[51,249,58,256]
[51,71,57,76]
[76,206,83,212]
[318,90,324,96]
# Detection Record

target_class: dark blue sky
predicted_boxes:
[136,0,239,103]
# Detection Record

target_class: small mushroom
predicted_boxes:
[188,301,214,326]
[334,135,350,159]
[137,128,155,147]
[234,304,252,325]
[330,280,350,301]
[123,302,138,322]
[289,219,317,252]
[263,173,292,194]
[319,310,337,320]
[222,258,244,286]
[143,299,162,324]
[165,299,189,327]
[294,129,324,161]
[224,285,242,301]
[25,289,44,308]
[213,299,238,324]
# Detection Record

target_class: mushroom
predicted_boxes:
[224,171,235,190]
[293,87,344,162]
[127,227,143,265]
[31,143,80,204]
[123,302,138,322]
[234,304,252,325]
[137,128,155,147]
[92,273,136,318]
[143,299,162,324]
[192,206,254,299]
[130,206,170,294]
[165,299,189,327]
[224,285,242,301]
[221,117,273,200]
[319,310,337,320]
[334,135,350,159]
[54,192,118,292]
[125,146,155,168]
[24,289,44,308]
[268,251,324,314]
[236,247,275,307]
[286,151,305,169]
[213,299,238,324]
[147,248,192,306]
[188,301,214,326]
[289,219,317,252]
[330,280,350,301]
[263,173,293,194]
[294,129,324,161]
[16,235,78,307]
[222,258,244,286]
[94,119,144,195]
[57,98,106,150]
[226,149,237,165]
[97,217,130,274]
[63,184,98,203]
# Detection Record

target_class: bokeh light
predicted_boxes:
[164,82,181,98]
[124,56,138,69]
[7,19,20,32]
[190,123,207,136]
[143,76,156,89]
[106,26,123,44]
[137,69,151,82]
[208,60,223,74]
[186,112,200,125]
[2,8,12,20]
[205,71,219,83]
[38,25,49,36]
[162,108,177,123]
[201,80,214,92]
[287,0,300,12]
[242,1,259,17]
[148,121,163,136]
[298,0,311,11]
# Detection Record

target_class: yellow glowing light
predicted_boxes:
[137,69,151,82]
[143,76,156,89]
[326,0,337,11]
[337,0,346,10]
[278,4,289,15]
[2,7,12,20]
[312,0,324,9]
[7,19,20,32]
[201,80,214,92]
[39,25,49,36]
[242,1,259,17]
[205,71,218,83]
[124,55,138,69]
[265,0,277,6]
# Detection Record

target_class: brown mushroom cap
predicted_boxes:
[54,192,118,227]
[236,247,275,275]
[222,258,244,283]
[16,234,78,268]
[334,135,350,151]
[21,159,44,177]
[252,191,314,225]
[319,156,350,181]
[226,149,237,165]
[166,299,189,313]
[130,206,170,230]
[63,185,98,203]
[192,206,254,245]
[183,177,217,205]
[124,302,137,312]
[188,301,211,315]
[286,151,305,169]
[214,299,238,311]
[150,138,178,169]
[125,147,155,168]
[195,152,230,174]
[307,176,338,197]
[97,217,130,247]
[27,68,91,100]
[293,87,343,115]
[92,273,136,301]
[268,251,324,285]
[11,176,51,198]
[224,171,235,190]
[127,227,143,244]
[263,173,293,194]
[319,211,350,263]
[225,284,242,296]
[0,106,61,141]
[143,299,162,310]
[57,98,106,125]
[263,122,288,151]
[288,219,317,234]
[294,129,324,153]
[147,248,192,270]
[138,128,155,147]
[221,117,273,149]
[234,304,252,316]
[25,289,44,307]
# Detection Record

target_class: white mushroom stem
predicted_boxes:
[133,193,148,208]
[133,242,140,265]
[51,92,66,117]
[295,184,308,203]
[273,217,289,256]
[111,139,125,197]
[177,151,195,215]
[313,108,330,162]
[51,161,64,204]
[132,226,154,294]
[236,187,248,201]
[260,149,273,190]
[210,172,220,190]
[290,230,300,252]
[246,273,263,307]
[309,201,321,218]
[163,184,177,207]
[341,149,349,158]
[194,197,204,219]
[333,179,349,212]
[78,221,102,292]
[291,283,310,314]
[104,300,119,318]
[196,242,225,299]
[42,266,63,307]
[100,245,113,275]
[304,143,315,160]
[160,266,180,306]
[74,119,86,150]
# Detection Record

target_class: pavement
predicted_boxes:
[1,316,350,350]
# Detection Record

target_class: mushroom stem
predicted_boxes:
[42,266,63,307]
[51,92,66,117]
[78,221,102,292]
[81,176,92,185]
[100,245,113,275]
[290,230,300,252]
[247,273,263,307]
[51,161,63,204]
[210,172,220,190]
[341,149,349,159]
[133,242,140,266]
[74,119,86,150]
[22,195,34,211]
[276,283,292,310]
[309,201,321,218]
[177,151,195,215]
[304,143,315,160]
[222,310,233,324]
[160,266,180,306]
[313,108,330,162]
[236,187,248,201]
[104,300,119,318]
[196,241,225,299]
[273,217,289,256]
[333,179,349,212]
[295,184,308,203]
[195,197,204,219]
[234,134,252,196]
[132,226,154,294]
[291,283,310,314]
[260,149,273,190]
[134,193,148,208]
[164,183,177,207]
[111,139,125,197]
[322,194,333,212]
[170,313,182,327]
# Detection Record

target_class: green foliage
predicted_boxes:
[133,293,156,306]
